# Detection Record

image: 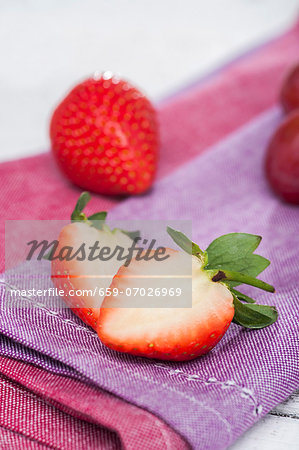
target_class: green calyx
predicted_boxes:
[167,226,278,329]
[44,192,139,261]
[71,192,107,229]
[71,192,140,240]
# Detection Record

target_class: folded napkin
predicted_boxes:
[0,20,299,449]
[0,358,119,449]
[0,355,188,449]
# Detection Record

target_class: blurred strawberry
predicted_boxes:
[265,111,299,204]
[50,73,159,195]
[280,63,299,113]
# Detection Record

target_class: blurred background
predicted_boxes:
[0,0,298,161]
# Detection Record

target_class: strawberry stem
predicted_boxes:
[206,269,275,293]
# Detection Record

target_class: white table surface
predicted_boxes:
[0,1,298,448]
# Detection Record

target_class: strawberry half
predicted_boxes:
[50,73,159,195]
[51,194,277,360]
[98,228,277,361]
[51,192,138,328]
[98,251,235,361]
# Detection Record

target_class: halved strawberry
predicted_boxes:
[51,192,136,328]
[51,194,277,359]
[98,228,277,361]
[98,251,234,361]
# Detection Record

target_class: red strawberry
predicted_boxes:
[97,228,277,361]
[51,192,137,328]
[52,221,133,328]
[51,195,277,360]
[280,63,299,113]
[50,73,159,195]
[98,250,235,361]
[265,110,299,204]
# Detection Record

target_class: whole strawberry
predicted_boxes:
[50,73,159,195]
[280,63,299,113]
[265,111,299,204]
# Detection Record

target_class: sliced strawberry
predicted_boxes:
[50,195,277,357]
[98,252,235,361]
[98,228,277,361]
[51,192,135,328]
[52,222,133,329]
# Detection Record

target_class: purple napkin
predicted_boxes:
[0,107,298,449]
[0,335,87,381]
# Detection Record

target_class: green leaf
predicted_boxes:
[230,255,270,288]
[165,228,277,328]
[231,288,256,303]
[167,227,206,261]
[69,192,110,231]
[206,233,261,260]
[233,296,278,329]
[42,250,53,261]
[167,226,192,254]
[68,193,139,241]
[88,212,107,221]
[71,192,91,221]
[205,233,270,287]
[120,229,140,241]
[88,212,107,230]
[73,192,91,214]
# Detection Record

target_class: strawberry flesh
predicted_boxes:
[98,251,234,361]
[51,221,133,328]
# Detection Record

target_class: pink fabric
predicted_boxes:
[1,22,299,273]
[0,373,119,449]
[0,427,45,450]
[0,356,188,449]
